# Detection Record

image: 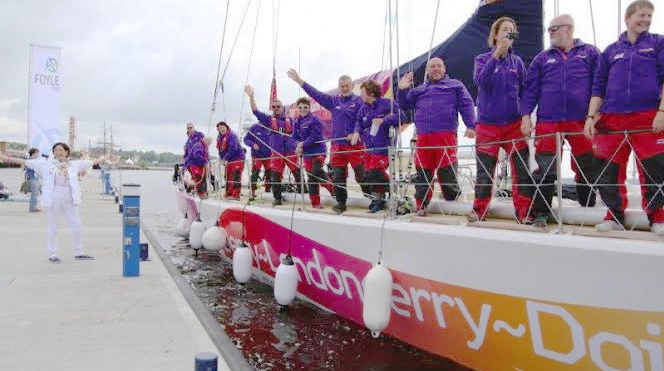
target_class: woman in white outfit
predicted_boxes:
[0,142,108,263]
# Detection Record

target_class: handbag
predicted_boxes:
[20,180,30,194]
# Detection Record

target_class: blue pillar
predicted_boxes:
[195,352,218,371]
[122,184,141,277]
[103,171,113,195]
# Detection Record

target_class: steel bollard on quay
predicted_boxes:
[195,352,218,371]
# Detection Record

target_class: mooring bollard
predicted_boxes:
[140,242,149,261]
[194,352,218,371]
[122,184,141,277]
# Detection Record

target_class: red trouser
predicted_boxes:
[189,165,207,196]
[364,153,389,194]
[472,120,534,220]
[330,143,365,202]
[224,159,244,198]
[593,110,664,224]
[413,131,460,208]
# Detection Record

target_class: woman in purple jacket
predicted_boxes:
[293,97,328,209]
[216,122,245,200]
[470,16,536,224]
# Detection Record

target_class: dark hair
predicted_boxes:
[28,148,39,156]
[360,80,382,98]
[52,142,70,156]
[216,121,229,130]
[296,97,310,106]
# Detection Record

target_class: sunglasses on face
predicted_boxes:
[271,105,282,108]
[547,24,570,33]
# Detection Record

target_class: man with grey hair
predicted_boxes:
[288,68,365,214]
[520,14,601,227]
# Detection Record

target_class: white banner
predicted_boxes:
[28,45,63,155]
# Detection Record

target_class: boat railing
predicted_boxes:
[178,128,654,233]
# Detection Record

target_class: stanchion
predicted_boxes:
[194,352,218,371]
[122,184,141,277]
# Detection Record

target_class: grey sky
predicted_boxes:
[1,0,662,154]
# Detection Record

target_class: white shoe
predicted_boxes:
[595,220,621,232]
[652,223,664,235]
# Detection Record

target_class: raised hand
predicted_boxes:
[398,72,414,90]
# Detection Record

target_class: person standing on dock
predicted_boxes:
[244,85,302,206]
[521,14,601,227]
[584,0,664,233]
[0,143,109,263]
[351,80,401,213]
[398,57,477,217]
[243,122,273,199]
[216,122,245,201]
[470,17,535,224]
[287,69,366,214]
[25,148,42,212]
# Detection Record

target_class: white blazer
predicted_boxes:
[25,158,92,208]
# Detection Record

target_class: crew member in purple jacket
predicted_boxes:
[243,122,273,198]
[183,122,204,167]
[244,85,302,206]
[187,136,212,199]
[398,57,477,217]
[216,122,245,200]
[292,97,328,209]
[584,0,664,233]
[351,80,400,213]
[288,68,367,214]
[470,17,535,224]
[521,14,601,227]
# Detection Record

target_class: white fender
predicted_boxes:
[202,226,227,251]
[188,221,206,250]
[274,256,299,306]
[232,244,253,284]
[362,262,393,338]
[175,218,191,237]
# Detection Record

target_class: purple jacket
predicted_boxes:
[398,75,476,134]
[302,82,362,144]
[292,113,326,157]
[521,40,601,122]
[474,50,525,124]
[184,131,204,163]
[186,139,209,167]
[354,98,400,154]
[243,123,272,159]
[217,131,245,162]
[592,32,664,114]
[252,110,296,155]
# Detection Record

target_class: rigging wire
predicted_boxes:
[237,1,262,133]
[588,0,597,46]
[207,0,232,134]
[208,0,253,134]
[427,0,441,63]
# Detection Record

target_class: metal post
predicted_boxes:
[299,157,306,210]
[555,132,564,234]
[388,127,397,220]
[122,184,141,277]
[194,352,218,371]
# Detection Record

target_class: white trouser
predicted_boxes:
[47,185,83,257]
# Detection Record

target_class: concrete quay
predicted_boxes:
[0,177,246,371]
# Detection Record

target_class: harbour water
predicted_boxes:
[0,167,471,370]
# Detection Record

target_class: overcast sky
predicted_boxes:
[1,0,663,154]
